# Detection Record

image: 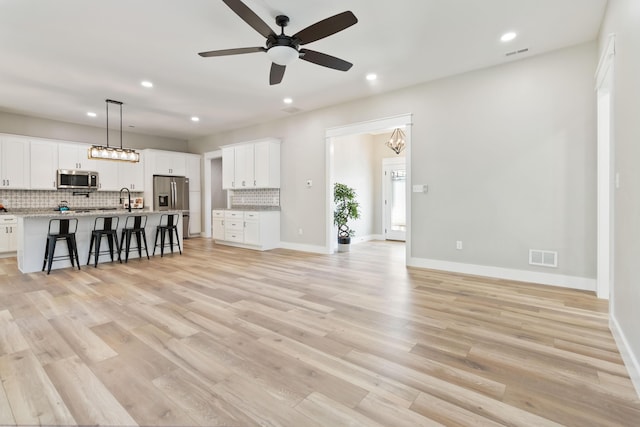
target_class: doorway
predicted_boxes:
[383,157,407,241]
[326,113,412,256]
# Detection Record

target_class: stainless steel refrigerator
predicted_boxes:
[153,175,190,238]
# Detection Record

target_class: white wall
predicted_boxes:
[599,0,640,395]
[333,133,377,240]
[189,42,597,283]
[0,111,187,151]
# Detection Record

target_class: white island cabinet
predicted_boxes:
[16,210,183,273]
[212,209,279,250]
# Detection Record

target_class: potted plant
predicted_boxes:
[333,182,361,252]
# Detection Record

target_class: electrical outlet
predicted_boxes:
[456,241,463,250]
[298,228,303,235]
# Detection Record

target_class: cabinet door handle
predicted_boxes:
[254,180,256,186]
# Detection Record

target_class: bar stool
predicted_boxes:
[119,215,149,263]
[153,213,182,257]
[42,218,81,274]
[87,216,120,267]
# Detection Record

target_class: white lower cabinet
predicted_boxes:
[212,210,225,240]
[212,209,279,250]
[0,216,18,253]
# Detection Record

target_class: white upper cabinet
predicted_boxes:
[29,139,58,190]
[58,143,98,171]
[185,154,202,191]
[253,140,280,188]
[146,149,186,176]
[118,152,144,191]
[221,146,235,189]
[221,138,280,189]
[0,136,30,189]
[95,160,119,191]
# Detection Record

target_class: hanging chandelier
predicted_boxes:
[386,128,406,155]
[88,99,140,162]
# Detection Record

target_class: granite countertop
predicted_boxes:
[3,207,159,218]
[226,206,281,211]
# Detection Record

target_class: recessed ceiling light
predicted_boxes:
[500,32,517,42]
[141,80,153,88]
[191,116,200,122]
[87,112,97,117]
[283,97,293,104]
[366,73,377,81]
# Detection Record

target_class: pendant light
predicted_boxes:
[386,128,406,155]
[88,99,140,162]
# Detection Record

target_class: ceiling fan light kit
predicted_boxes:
[198,0,358,85]
[267,45,298,66]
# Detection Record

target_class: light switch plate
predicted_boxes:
[412,184,427,193]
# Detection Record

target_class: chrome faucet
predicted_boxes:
[119,187,132,212]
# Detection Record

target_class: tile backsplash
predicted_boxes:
[0,189,143,210]
[230,188,280,207]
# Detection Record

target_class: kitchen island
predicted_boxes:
[15,209,183,273]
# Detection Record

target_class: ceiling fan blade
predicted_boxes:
[293,11,358,45]
[299,49,353,71]
[223,0,276,39]
[270,63,286,85]
[198,46,265,57]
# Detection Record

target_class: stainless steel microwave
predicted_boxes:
[56,170,99,190]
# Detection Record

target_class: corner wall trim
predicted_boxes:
[610,314,640,398]
[407,257,596,292]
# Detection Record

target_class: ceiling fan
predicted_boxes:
[198,0,358,85]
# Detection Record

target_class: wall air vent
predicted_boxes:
[505,48,530,57]
[529,249,558,268]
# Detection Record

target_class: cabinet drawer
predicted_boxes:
[212,210,225,219]
[225,230,244,242]
[225,220,243,231]
[244,211,260,220]
[0,216,17,225]
[224,210,243,220]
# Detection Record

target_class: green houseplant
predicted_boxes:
[333,182,361,251]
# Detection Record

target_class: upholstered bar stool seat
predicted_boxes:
[153,213,182,257]
[87,216,120,267]
[119,215,150,263]
[42,218,81,274]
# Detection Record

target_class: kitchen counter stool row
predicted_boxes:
[41,213,182,274]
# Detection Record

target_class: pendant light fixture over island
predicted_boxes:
[88,99,140,162]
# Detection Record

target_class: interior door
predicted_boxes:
[383,158,406,241]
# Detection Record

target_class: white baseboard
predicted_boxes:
[278,241,331,254]
[351,234,384,244]
[610,314,640,398]
[408,257,596,292]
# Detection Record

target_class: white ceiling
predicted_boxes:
[0,0,607,141]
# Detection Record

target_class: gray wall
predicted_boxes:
[190,41,597,281]
[599,0,640,390]
[0,111,187,151]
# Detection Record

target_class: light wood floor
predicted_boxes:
[0,238,638,426]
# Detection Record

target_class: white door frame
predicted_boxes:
[325,113,413,255]
[202,149,223,238]
[382,157,407,241]
[596,34,615,300]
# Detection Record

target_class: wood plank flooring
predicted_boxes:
[0,238,638,426]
